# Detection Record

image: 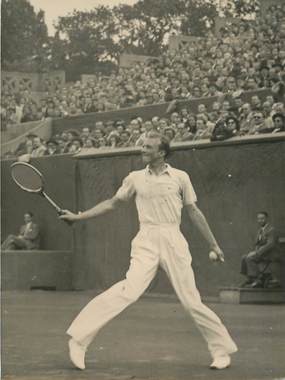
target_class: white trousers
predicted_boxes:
[67,224,237,358]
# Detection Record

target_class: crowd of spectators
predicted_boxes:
[1,4,285,130]
[3,91,284,160]
[1,77,64,131]
[1,3,285,160]
[1,85,40,130]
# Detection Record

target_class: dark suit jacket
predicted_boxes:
[210,121,238,142]
[255,224,279,261]
[19,222,40,250]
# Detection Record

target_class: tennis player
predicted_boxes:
[60,131,237,370]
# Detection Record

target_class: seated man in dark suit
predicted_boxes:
[1,212,40,250]
[240,211,280,288]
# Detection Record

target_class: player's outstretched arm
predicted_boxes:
[59,196,123,223]
[185,203,225,262]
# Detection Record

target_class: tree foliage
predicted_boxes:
[112,0,182,55]
[179,0,218,36]
[1,0,48,70]
[3,0,252,77]
[112,0,218,54]
[221,0,260,19]
[52,0,220,77]
[53,6,121,78]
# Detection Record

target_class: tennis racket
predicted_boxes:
[11,162,72,224]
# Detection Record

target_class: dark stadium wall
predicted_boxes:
[2,136,285,296]
[1,155,76,251]
[52,89,271,134]
[72,136,285,297]
[2,250,72,290]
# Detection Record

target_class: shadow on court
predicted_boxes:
[2,290,285,380]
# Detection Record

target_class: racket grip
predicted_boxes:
[57,209,74,226]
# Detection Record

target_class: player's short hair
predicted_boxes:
[146,131,171,159]
[257,211,268,218]
[25,211,34,217]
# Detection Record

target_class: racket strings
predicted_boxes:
[11,163,43,192]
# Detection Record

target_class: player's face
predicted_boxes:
[141,137,163,164]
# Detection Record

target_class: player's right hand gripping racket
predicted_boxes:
[11,162,72,225]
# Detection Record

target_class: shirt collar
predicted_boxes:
[146,163,173,176]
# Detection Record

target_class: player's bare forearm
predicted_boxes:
[59,196,122,222]
[77,197,120,220]
[185,203,219,251]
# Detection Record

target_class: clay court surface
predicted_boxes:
[2,290,285,380]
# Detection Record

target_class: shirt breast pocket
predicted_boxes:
[160,182,178,196]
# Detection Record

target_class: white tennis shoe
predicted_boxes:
[210,354,231,369]
[68,338,86,370]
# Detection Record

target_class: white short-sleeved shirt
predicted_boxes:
[115,164,197,224]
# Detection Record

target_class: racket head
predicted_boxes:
[11,162,44,193]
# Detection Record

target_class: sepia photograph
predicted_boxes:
[1,0,285,379]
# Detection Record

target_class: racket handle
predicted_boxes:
[57,209,74,226]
